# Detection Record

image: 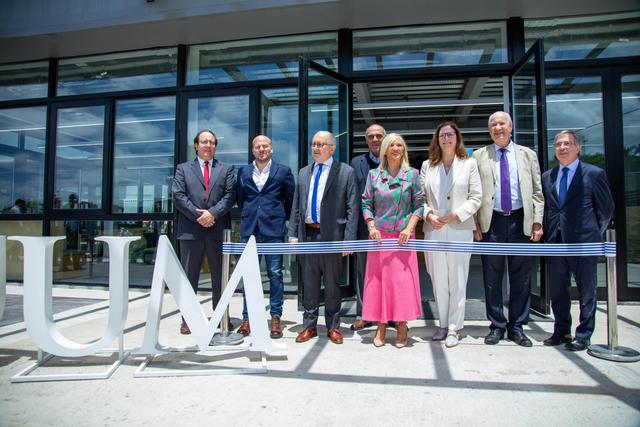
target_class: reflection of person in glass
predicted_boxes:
[235,135,295,339]
[65,193,80,250]
[361,133,424,348]
[420,122,482,348]
[172,129,236,335]
[472,111,544,348]
[542,130,614,351]
[349,124,385,332]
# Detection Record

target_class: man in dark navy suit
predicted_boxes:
[542,130,614,351]
[236,135,295,339]
[172,129,236,335]
[349,123,385,331]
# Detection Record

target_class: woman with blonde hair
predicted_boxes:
[361,133,424,348]
[420,122,482,348]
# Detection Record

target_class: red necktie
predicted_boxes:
[204,160,210,193]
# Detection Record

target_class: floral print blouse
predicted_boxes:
[361,167,424,232]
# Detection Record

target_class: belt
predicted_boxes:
[493,208,523,217]
[305,223,321,229]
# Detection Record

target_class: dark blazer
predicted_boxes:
[172,158,236,241]
[288,159,358,242]
[542,161,614,243]
[236,161,295,239]
[350,153,374,239]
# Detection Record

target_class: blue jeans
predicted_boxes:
[241,233,285,320]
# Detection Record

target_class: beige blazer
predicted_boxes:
[472,143,544,236]
[420,156,482,232]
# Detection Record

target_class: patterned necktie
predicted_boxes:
[559,166,569,206]
[499,148,512,212]
[310,163,324,223]
[204,160,210,193]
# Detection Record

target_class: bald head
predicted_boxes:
[365,124,385,157]
[252,134,273,167]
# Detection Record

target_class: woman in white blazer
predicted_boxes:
[420,122,482,348]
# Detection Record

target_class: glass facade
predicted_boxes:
[0,61,49,101]
[622,74,640,288]
[0,13,637,302]
[525,11,640,61]
[187,33,338,85]
[57,48,178,96]
[54,105,105,209]
[353,21,507,71]
[113,97,175,214]
[0,106,47,213]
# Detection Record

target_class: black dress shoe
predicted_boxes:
[484,329,504,345]
[565,338,590,351]
[543,333,573,346]
[507,331,532,347]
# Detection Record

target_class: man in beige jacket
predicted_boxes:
[472,111,544,347]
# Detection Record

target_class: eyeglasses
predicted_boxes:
[554,141,576,148]
[311,142,331,148]
[438,132,456,140]
[198,140,216,146]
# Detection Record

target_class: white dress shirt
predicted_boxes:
[252,159,271,192]
[493,141,523,211]
[197,157,212,180]
[305,157,334,224]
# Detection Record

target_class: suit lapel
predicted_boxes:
[323,160,339,198]
[564,161,583,204]
[262,162,277,191]
[243,164,259,192]
[427,162,440,207]
[549,167,560,205]
[207,159,223,198]
[487,145,497,185]
[191,159,204,188]
[445,156,462,195]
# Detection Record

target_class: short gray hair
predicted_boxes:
[488,111,513,127]
[554,129,582,147]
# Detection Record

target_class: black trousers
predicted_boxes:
[548,248,598,340]
[481,210,532,333]
[179,238,223,310]
[302,227,343,330]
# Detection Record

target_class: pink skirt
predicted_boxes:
[362,230,423,323]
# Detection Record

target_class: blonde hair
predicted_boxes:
[379,133,410,171]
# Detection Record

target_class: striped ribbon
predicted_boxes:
[223,239,616,257]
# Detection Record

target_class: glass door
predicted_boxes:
[510,40,549,314]
[298,58,354,305]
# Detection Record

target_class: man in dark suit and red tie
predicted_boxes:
[172,129,236,335]
[235,135,295,339]
[542,130,614,351]
[288,130,358,345]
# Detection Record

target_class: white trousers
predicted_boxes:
[424,227,473,331]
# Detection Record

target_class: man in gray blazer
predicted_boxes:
[473,112,544,347]
[172,129,236,334]
[349,123,385,331]
[288,131,358,345]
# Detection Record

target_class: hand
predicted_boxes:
[398,227,412,245]
[342,252,352,257]
[473,226,483,241]
[368,225,382,244]
[530,223,543,242]
[427,213,446,230]
[439,212,459,224]
[196,209,215,228]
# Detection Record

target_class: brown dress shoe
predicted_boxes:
[295,327,318,343]
[180,321,191,335]
[327,328,344,344]
[350,319,374,331]
[270,317,283,339]
[237,320,251,336]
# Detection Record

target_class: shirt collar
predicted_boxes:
[493,140,514,153]
[253,159,272,173]
[197,157,212,168]
[368,151,380,164]
[316,157,334,169]
[560,157,580,172]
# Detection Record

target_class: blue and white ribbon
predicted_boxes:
[223,239,616,257]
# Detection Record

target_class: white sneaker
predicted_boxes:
[445,331,459,348]
[432,327,447,341]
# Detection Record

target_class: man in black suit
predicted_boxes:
[349,123,385,331]
[542,130,614,351]
[172,129,236,334]
[235,135,295,339]
[288,131,358,345]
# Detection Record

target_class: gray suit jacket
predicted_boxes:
[350,153,375,239]
[172,158,236,241]
[288,159,358,242]
[472,143,544,236]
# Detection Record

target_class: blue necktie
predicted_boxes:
[311,163,323,223]
[499,148,512,212]
[558,167,569,206]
